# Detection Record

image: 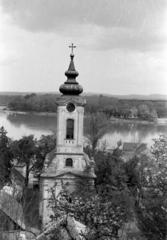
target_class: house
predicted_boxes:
[134,143,150,156]
[123,142,139,152]
[0,190,26,230]
[0,186,40,239]
[122,142,151,162]
[36,214,87,240]
[13,162,38,189]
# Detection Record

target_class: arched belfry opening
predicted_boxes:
[66,119,74,139]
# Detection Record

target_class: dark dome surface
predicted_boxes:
[59,54,83,95]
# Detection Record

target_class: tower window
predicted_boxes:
[66,119,74,139]
[65,158,73,167]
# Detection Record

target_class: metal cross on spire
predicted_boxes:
[69,43,76,55]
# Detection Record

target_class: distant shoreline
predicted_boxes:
[109,117,156,124]
[1,108,167,125]
[1,108,57,117]
[110,117,167,125]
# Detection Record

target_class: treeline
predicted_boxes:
[0,95,15,106]
[8,93,58,112]
[6,93,167,119]
[85,94,167,119]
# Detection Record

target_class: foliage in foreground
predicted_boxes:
[0,127,13,187]
[49,151,134,239]
[48,135,167,240]
[125,135,167,240]
[1,124,167,239]
[84,112,109,156]
[0,126,56,189]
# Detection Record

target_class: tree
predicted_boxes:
[150,109,158,121]
[37,134,56,158]
[131,106,138,117]
[11,135,37,188]
[45,145,135,239]
[138,104,150,119]
[125,135,167,240]
[35,134,56,176]
[8,96,26,111]
[8,94,58,113]
[0,127,13,187]
[10,133,56,188]
[84,112,109,156]
[103,105,116,119]
[155,101,167,118]
[50,177,133,239]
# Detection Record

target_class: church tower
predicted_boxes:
[40,45,95,228]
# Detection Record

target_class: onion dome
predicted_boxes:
[59,52,83,95]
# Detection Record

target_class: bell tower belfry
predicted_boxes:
[40,45,95,228]
[57,44,85,156]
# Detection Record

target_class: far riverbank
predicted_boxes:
[0,109,166,145]
[1,108,57,117]
[1,107,167,125]
[110,117,167,125]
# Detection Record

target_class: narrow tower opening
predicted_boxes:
[66,119,74,139]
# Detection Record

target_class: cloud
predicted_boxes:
[1,0,166,30]
[89,26,167,52]
[0,0,166,52]
[0,43,19,66]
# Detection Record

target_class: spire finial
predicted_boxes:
[69,43,76,56]
[59,45,83,95]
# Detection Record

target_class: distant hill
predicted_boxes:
[111,94,167,100]
[0,92,31,96]
[0,92,60,96]
[83,93,167,100]
[0,92,167,100]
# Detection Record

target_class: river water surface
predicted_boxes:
[0,110,167,148]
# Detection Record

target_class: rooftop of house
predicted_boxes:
[36,214,87,240]
[0,190,26,230]
[123,142,139,152]
[134,143,148,155]
[122,142,151,161]
[11,167,25,186]
[0,186,40,236]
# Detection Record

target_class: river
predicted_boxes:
[0,110,167,148]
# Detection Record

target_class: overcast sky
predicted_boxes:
[0,0,167,95]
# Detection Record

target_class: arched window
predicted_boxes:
[65,158,73,167]
[66,119,74,139]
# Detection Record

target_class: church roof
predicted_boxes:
[42,149,96,179]
[59,45,83,95]
[41,169,96,179]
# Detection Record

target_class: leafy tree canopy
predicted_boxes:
[0,126,13,187]
[125,135,167,240]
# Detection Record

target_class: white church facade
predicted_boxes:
[39,45,96,228]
